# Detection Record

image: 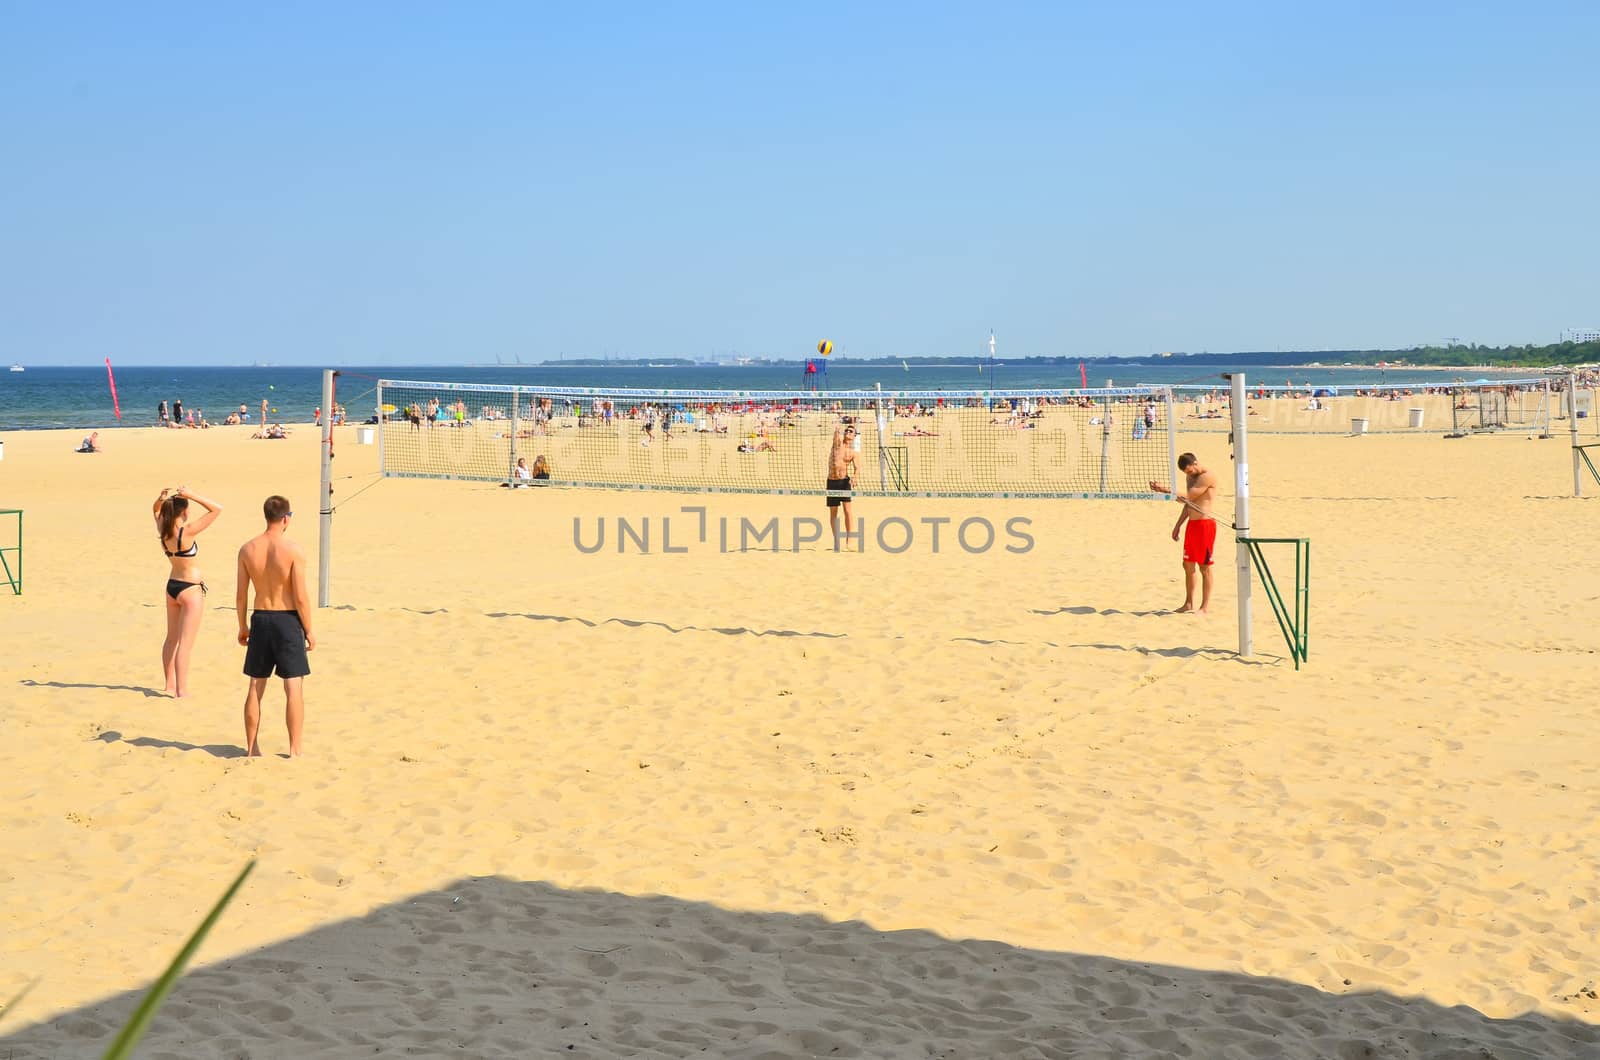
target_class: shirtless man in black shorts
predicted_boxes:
[827,425,859,551]
[236,495,315,756]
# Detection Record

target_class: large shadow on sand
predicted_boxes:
[91,730,247,758]
[3,878,1594,1059]
[18,679,167,699]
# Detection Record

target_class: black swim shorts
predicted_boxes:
[826,477,852,508]
[242,610,311,679]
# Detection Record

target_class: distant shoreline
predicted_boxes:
[1302,364,1529,373]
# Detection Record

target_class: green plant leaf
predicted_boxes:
[101,860,255,1060]
[0,978,38,1025]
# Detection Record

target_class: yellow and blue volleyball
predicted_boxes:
[817,339,833,356]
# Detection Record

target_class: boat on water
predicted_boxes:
[8,364,22,373]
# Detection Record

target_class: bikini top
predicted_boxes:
[164,529,198,558]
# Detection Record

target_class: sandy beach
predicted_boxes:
[2,400,1597,1058]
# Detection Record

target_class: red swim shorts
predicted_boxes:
[1183,519,1217,566]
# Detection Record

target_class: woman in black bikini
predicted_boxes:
[152,486,223,698]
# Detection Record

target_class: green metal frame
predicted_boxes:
[0,509,20,595]
[880,444,910,491]
[1242,536,1308,669]
[1577,444,1600,489]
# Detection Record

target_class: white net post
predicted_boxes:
[1164,388,1179,497]
[376,380,385,476]
[509,386,521,480]
[318,369,335,608]
[1099,396,1111,492]
[875,383,887,490]
[1572,371,1583,498]
[1230,372,1252,658]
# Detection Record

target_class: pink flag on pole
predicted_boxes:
[1079,361,1088,388]
[105,358,122,420]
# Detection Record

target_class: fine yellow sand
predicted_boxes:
[2,404,1597,1058]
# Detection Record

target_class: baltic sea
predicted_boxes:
[0,361,1531,431]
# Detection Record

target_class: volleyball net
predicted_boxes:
[373,380,1178,498]
[1174,377,1556,435]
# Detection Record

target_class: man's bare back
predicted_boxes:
[236,498,313,757]
[237,532,312,618]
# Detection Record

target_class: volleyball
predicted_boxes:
[817,340,833,356]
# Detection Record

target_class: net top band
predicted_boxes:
[376,380,1172,401]
[1171,378,1551,393]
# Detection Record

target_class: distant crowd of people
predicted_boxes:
[150,397,340,439]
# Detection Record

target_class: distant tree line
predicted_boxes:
[537,341,1599,369]
[1382,340,1598,368]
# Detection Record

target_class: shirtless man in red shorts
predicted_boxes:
[1150,453,1217,614]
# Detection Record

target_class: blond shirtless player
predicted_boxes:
[235,495,315,756]
[1150,452,1218,614]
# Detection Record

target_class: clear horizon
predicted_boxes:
[3,2,1596,367]
[7,345,1567,372]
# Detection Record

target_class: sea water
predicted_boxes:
[0,362,1528,431]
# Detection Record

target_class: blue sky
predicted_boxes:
[3,2,1596,365]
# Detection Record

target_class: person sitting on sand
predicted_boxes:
[77,431,102,453]
[531,455,551,482]
[508,456,533,487]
